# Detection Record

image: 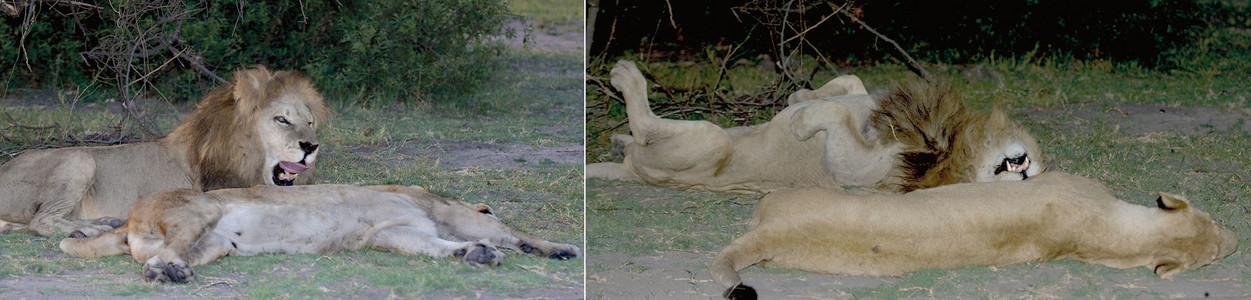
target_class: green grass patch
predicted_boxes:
[509,0,583,28]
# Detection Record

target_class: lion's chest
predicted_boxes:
[211,198,419,256]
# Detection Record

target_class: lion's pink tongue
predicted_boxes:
[279,161,314,174]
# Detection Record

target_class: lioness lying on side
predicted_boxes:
[587,60,1043,194]
[60,185,581,283]
[709,172,1238,299]
[0,66,326,238]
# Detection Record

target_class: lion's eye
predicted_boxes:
[274,116,290,125]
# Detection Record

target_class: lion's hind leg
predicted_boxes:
[22,151,115,238]
[369,225,505,267]
[430,202,581,260]
[610,60,734,179]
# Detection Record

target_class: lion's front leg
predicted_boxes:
[789,99,899,187]
[369,225,505,267]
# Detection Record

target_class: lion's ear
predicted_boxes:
[987,108,1010,127]
[231,66,273,111]
[1156,192,1190,211]
[1152,257,1185,279]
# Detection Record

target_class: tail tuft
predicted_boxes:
[724,284,758,300]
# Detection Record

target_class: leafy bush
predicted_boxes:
[1,0,513,104]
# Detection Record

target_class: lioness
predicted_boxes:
[587,60,1043,194]
[709,172,1238,299]
[60,184,582,283]
[0,66,326,237]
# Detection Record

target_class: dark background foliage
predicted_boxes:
[1,0,513,104]
[590,0,1249,73]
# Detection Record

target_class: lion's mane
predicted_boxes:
[872,80,1030,192]
[166,67,328,189]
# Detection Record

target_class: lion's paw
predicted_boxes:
[142,257,194,284]
[519,242,582,260]
[97,218,125,229]
[67,223,115,239]
[454,242,504,267]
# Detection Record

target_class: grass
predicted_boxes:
[586,39,1251,297]
[509,0,583,31]
[0,4,584,297]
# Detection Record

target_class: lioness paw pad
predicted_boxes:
[456,243,503,267]
[142,258,194,284]
[547,244,581,260]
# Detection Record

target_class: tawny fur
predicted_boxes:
[59,185,582,283]
[709,172,1238,298]
[0,66,327,237]
[872,80,1042,191]
[586,60,1043,194]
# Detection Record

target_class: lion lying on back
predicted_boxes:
[709,172,1238,299]
[60,184,581,283]
[0,66,326,237]
[587,60,1043,194]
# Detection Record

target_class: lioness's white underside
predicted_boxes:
[212,196,435,255]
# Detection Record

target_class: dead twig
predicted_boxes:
[837,6,933,81]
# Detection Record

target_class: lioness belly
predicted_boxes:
[211,199,424,255]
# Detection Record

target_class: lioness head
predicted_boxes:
[169,66,328,189]
[1147,193,1238,279]
[875,80,1045,192]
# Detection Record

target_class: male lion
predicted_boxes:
[586,60,1043,194]
[709,172,1238,299]
[59,185,582,283]
[0,66,327,237]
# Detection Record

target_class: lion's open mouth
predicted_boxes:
[272,161,314,186]
[994,155,1030,177]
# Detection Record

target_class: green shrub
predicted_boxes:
[1,0,513,104]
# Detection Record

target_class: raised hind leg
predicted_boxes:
[608,60,734,182]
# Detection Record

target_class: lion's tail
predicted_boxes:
[609,60,663,137]
[709,235,764,300]
[59,227,128,258]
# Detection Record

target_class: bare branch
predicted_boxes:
[837,7,933,81]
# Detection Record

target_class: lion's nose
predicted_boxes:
[299,141,319,155]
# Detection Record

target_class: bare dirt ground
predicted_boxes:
[586,103,1251,299]
[1021,102,1251,135]
[0,270,582,300]
[499,20,584,51]
[346,140,583,170]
